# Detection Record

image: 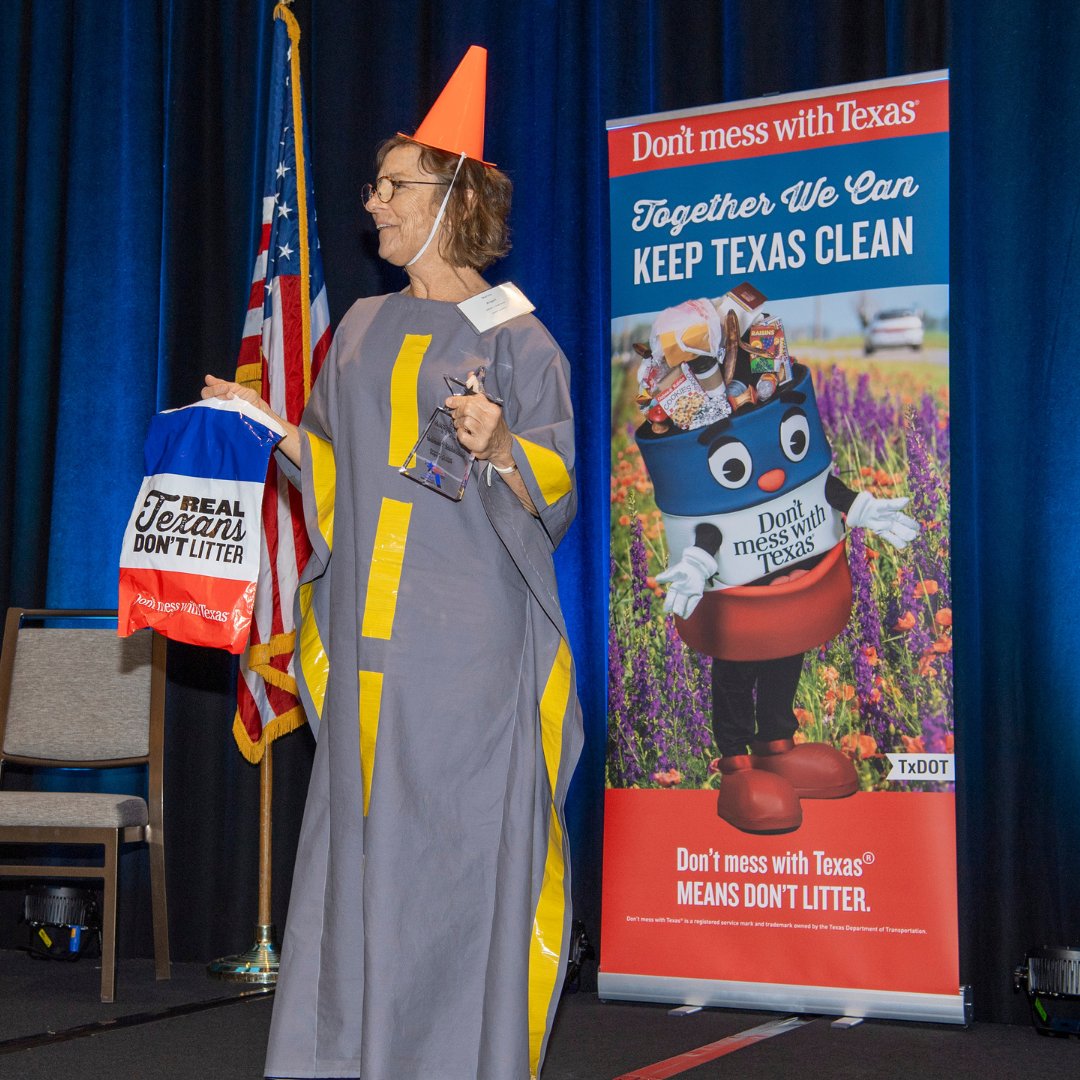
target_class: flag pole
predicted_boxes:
[207,0,326,988]
[207,739,281,983]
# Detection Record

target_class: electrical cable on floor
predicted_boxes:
[0,987,274,1056]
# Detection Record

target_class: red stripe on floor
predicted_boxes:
[613,1016,812,1079]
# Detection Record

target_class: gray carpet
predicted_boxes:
[0,947,254,1043]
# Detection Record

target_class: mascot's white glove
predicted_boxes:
[846,492,920,549]
[655,546,719,618]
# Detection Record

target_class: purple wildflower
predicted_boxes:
[629,516,652,629]
[815,365,852,438]
[664,617,712,759]
[607,577,644,786]
[848,528,890,748]
[853,374,887,461]
[922,711,949,754]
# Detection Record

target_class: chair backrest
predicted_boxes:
[0,609,160,765]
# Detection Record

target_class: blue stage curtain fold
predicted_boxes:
[2,2,75,607]
[2,0,1077,1025]
[46,1,164,609]
[950,0,1080,1024]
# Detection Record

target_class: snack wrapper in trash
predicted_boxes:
[655,369,730,431]
[118,397,285,652]
[649,299,725,370]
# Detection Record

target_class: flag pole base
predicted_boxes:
[207,923,281,985]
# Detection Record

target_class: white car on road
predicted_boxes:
[864,309,924,354]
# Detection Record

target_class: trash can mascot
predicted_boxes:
[635,292,919,834]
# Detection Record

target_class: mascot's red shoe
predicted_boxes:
[716,755,802,834]
[750,738,858,799]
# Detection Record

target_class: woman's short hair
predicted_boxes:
[375,136,512,271]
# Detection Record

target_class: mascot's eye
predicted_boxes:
[779,409,810,462]
[707,438,753,489]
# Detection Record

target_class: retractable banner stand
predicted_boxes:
[602,72,963,1022]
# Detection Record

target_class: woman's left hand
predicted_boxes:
[444,391,515,468]
[445,380,538,517]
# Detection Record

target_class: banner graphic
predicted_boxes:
[602,72,960,1022]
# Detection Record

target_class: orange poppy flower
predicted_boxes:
[915,579,939,598]
[935,608,952,627]
[651,768,683,788]
[819,665,840,686]
[793,708,814,728]
[901,734,925,753]
[932,635,952,653]
[840,733,878,759]
[894,611,916,631]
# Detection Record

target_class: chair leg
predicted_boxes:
[149,835,170,980]
[101,832,119,1003]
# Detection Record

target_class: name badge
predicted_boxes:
[458,282,535,334]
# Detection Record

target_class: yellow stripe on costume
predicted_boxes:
[361,498,413,640]
[514,436,572,508]
[297,581,329,724]
[387,334,432,467]
[527,637,574,1076]
[306,431,336,549]
[358,670,383,816]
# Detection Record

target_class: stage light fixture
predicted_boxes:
[1014,945,1080,1036]
[20,884,102,961]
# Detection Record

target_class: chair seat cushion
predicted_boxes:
[0,792,148,828]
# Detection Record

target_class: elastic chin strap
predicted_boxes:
[406,151,467,268]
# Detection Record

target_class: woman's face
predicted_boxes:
[365,143,444,269]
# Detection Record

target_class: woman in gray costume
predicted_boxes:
[203,47,582,1080]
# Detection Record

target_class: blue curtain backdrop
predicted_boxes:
[0,0,1075,1025]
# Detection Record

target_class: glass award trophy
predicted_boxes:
[399,368,502,502]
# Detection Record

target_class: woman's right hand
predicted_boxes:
[202,374,275,416]
[202,374,302,466]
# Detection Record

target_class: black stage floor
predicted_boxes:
[0,950,1075,1079]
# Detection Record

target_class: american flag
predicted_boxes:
[232,2,331,761]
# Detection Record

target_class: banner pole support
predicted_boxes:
[207,740,281,984]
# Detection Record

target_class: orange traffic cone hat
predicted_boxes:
[400,45,495,167]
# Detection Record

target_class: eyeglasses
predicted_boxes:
[362,176,449,204]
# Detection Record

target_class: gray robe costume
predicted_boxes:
[265,293,583,1080]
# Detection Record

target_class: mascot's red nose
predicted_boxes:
[758,468,786,492]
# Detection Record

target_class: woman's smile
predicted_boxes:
[365,143,441,267]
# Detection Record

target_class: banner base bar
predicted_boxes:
[598,972,970,1025]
